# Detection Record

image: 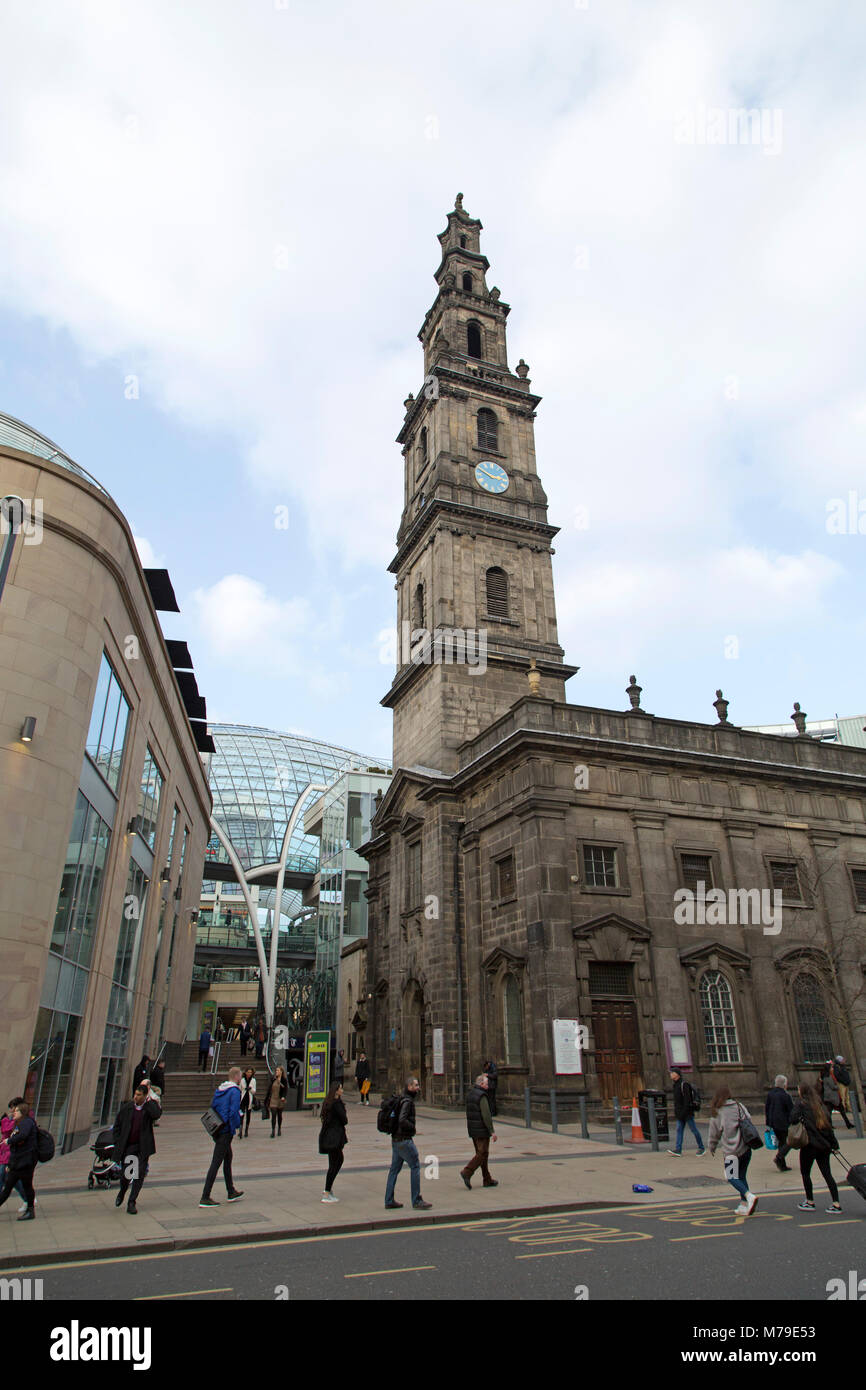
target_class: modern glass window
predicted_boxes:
[698,970,740,1063]
[50,791,111,968]
[94,858,150,1123]
[0,496,23,602]
[138,746,164,849]
[503,974,525,1065]
[583,845,618,889]
[85,652,130,792]
[165,805,179,872]
[26,1008,82,1141]
[477,408,498,451]
[793,974,834,1062]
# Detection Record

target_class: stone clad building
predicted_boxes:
[361,197,866,1113]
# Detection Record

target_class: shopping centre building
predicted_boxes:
[0,415,212,1150]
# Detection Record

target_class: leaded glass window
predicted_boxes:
[583,845,618,888]
[698,970,740,1063]
[793,974,833,1062]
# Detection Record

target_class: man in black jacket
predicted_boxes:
[384,1078,432,1211]
[765,1074,794,1170]
[112,1085,162,1214]
[0,1102,38,1220]
[667,1069,706,1155]
[460,1074,498,1189]
[355,1052,371,1105]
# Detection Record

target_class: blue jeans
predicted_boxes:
[0,1163,25,1201]
[674,1116,704,1153]
[385,1139,421,1206]
[724,1150,752,1199]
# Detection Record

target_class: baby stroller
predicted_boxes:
[87,1128,121,1190]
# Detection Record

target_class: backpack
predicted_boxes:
[377,1094,402,1135]
[35,1127,55,1163]
[684,1081,702,1113]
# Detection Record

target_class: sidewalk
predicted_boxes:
[3,1101,863,1269]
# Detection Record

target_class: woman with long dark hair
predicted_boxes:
[707,1084,758,1216]
[318,1082,348,1203]
[791,1082,842,1212]
[238,1067,256,1139]
[267,1066,288,1136]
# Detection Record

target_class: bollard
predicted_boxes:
[579,1094,589,1140]
[524,1086,532,1129]
[550,1088,558,1134]
[647,1095,659,1151]
[613,1096,624,1145]
[851,1087,864,1140]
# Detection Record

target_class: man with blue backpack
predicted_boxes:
[199,1066,244,1207]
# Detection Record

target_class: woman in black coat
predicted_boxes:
[132,1056,150,1092]
[318,1083,348,1202]
[791,1083,841,1213]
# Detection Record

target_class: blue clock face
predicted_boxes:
[475,460,509,494]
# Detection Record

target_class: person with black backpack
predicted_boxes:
[667,1068,706,1156]
[383,1077,432,1211]
[0,1101,38,1220]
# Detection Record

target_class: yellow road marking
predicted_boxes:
[670,1232,743,1241]
[135,1287,233,1300]
[345,1265,436,1278]
[514,1249,592,1259]
[801,1219,860,1228]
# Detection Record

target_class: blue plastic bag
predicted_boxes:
[764,1128,778,1150]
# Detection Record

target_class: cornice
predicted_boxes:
[389,496,558,573]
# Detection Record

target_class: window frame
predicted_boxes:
[697,968,741,1065]
[576,839,630,897]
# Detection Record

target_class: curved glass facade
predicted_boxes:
[204,724,389,876]
[0,412,113,499]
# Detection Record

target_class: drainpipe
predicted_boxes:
[453,820,466,1105]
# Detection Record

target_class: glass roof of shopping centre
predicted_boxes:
[204,724,389,877]
[0,412,113,500]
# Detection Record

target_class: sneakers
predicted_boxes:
[797,1200,815,1210]
[17,1208,34,1222]
[696,1149,707,1157]
[17,1200,36,1213]
[321,1192,339,1203]
[826,1204,843,1214]
[460,1172,472,1190]
[227,1190,244,1201]
[199,1196,220,1207]
[745,1192,758,1215]
[734,1201,749,1215]
[666,1150,682,1156]
[413,1200,433,1210]
[384,1201,403,1209]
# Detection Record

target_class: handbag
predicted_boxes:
[736,1103,764,1151]
[361,1079,371,1096]
[201,1106,224,1137]
[786,1121,808,1149]
[764,1127,778,1150]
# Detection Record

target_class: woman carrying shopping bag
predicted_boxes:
[318,1083,348,1202]
[707,1084,759,1216]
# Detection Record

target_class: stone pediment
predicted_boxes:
[773,946,830,973]
[679,941,751,972]
[399,812,424,838]
[481,945,526,973]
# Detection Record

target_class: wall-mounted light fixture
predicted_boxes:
[20,716,36,742]
[127,815,143,836]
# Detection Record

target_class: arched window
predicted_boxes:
[460,235,466,248]
[467,322,482,359]
[413,582,425,630]
[418,426,428,468]
[698,970,740,1063]
[477,409,498,451]
[503,973,525,1065]
[793,974,834,1062]
[486,567,509,618]
[462,272,473,293]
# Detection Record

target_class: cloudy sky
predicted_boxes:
[1,0,864,762]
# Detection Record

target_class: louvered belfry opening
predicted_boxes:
[477,408,498,451]
[486,566,508,618]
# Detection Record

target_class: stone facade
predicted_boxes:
[361,199,866,1112]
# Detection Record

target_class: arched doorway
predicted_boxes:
[402,980,425,1096]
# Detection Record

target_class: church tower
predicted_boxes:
[384,194,577,773]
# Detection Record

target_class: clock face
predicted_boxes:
[475,460,509,494]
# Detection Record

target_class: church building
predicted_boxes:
[360,196,866,1114]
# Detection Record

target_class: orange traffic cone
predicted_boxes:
[628,1096,646,1144]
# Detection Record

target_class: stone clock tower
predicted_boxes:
[384,193,577,773]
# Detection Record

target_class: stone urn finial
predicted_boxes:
[626,674,642,711]
[714,689,730,724]
[455,192,464,211]
[516,358,529,379]
[490,286,501,301]
[791,702,808,735]
[403,393,415,411]
[528,658,541,696]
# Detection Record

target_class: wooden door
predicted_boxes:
[591,999,643,1102]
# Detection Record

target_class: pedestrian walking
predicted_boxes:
[667,1068,706,1156]
[199,1066,244,1207]
[267,1066,288,1136]
[112,1084,161,1214]
[0,1098,29,1211]
[460,1073,498,1189]
[239,1019,252,1058]
[355,1051,371,1104]
[707,1085,758,1215]
[254,1017,267,1060]
[0,1101,38,1220]
[819,1062,853,1130]
[132,1055,151,1092]
[791,1083,842,1213]
[484,1059,498,1117]
[765,1074,794,1170]
[384,1077,432,1211]
[198,1027,212,1072]
[148,1059,166,1108]
[239,1068,256,1138]
[832,1056,852,1116]
[334,1049,346,1088]
[318,1083,348,1202]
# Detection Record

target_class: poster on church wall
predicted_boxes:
[552,1018,583,1074]
[433,1027,444,1074]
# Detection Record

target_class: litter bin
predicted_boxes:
[638,1089,669,1142]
